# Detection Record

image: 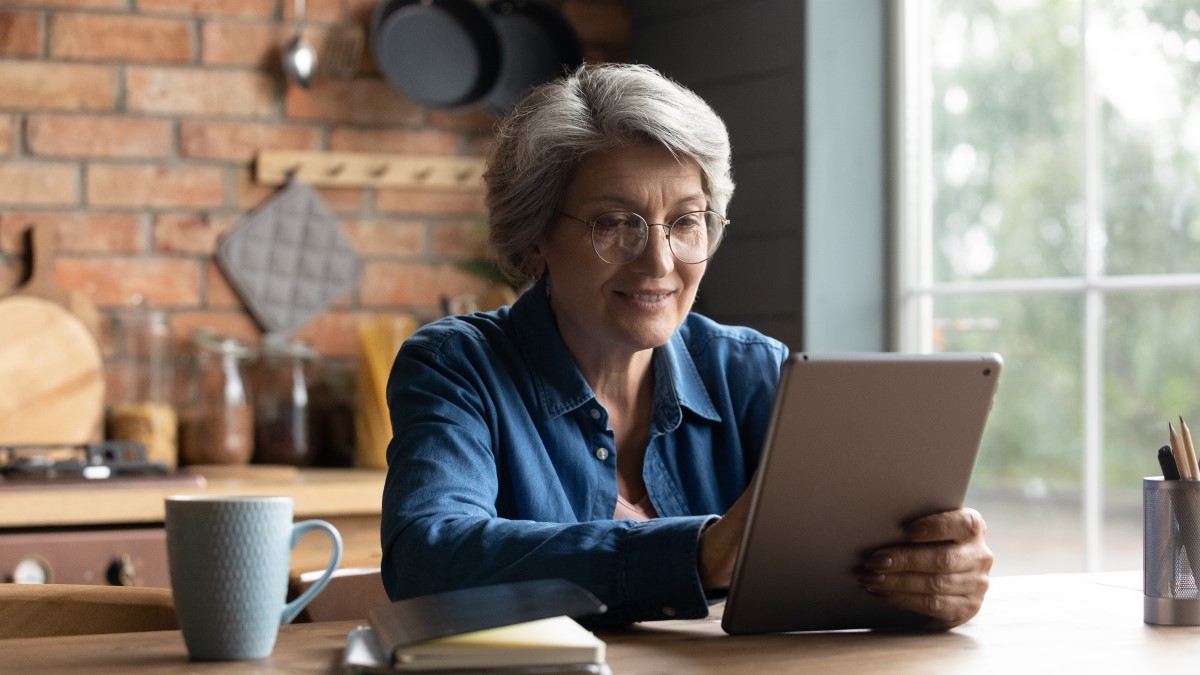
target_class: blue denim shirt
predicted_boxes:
[381,278,788,624]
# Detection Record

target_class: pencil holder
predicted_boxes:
[1144,477,1200,625]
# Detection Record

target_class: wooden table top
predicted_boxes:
[3,571,1199,673]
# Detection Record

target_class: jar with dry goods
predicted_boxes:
[105,304,178,467]
[252,336,316,466]
[178,329,256,465]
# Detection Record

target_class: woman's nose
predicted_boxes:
[632,223,674,274]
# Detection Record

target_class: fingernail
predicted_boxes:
[856,573,885,586]
[866,554,893,571]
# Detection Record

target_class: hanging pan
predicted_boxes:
[481,0,582,116]
[371,0,502,109]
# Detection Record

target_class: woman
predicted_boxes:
[382,63,992,628]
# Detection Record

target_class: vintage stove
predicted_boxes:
[0,442,203,587]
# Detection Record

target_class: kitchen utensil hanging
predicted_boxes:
[0,224,104,445]
[216,180,362,337]
[282,0,318,89]
[481,0,581,116]
[371,0,502,108]
[371,0,580,113]
[322,0,365,79]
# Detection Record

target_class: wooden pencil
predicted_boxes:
[1170,422,1192,480]
[1180,417,1200,481]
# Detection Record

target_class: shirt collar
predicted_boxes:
[511,276,721,425]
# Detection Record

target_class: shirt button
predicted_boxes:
[594,448,609,461]
[590,408,601,420]
[662,606,676,618]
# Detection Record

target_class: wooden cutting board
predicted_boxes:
[0,225,104,444]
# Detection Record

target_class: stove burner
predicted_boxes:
[0,441,169,481]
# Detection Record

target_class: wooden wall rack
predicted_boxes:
[255,151,486,190]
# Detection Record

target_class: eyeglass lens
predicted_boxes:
[590,211,725,264]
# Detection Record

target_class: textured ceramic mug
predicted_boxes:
[164,495,343,661]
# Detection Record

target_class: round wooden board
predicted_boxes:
[0,296,104,444]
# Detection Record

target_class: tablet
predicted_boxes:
[720,352,1002,635]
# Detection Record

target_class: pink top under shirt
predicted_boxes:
[614,493,659,521]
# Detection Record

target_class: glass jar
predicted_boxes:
[106,304,178,467]
[253,335,317,466]
[178,329,256,466]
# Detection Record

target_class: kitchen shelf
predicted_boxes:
[255,150,486,190]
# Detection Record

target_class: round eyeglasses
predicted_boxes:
[560,210,729,265]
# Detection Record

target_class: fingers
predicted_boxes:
[905,507,987,543]
[866,538,994,576]
[866,587,987,629]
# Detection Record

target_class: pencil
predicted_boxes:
[1170,422,1192,480]
[1181,417,1200,481]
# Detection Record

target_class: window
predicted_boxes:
[897,0,1200,573]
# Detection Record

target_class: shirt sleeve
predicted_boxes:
[380,335,719,625]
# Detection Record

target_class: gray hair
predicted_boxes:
[484,63,734,283]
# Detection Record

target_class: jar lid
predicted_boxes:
[260,333,317,360]
[190,328,255,359]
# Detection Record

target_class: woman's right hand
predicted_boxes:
[698,486,755,590]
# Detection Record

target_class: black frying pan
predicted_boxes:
[371,0,502,108]
[480,0,582,116]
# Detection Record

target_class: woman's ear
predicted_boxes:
[524,243,547,278]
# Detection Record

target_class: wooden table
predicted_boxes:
[4,571,1200,673]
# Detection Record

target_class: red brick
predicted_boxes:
[2,0,123,8]
[431,219,489,260]
[328,128,462,155]
[56,257,203,307]
[51,13,191,63]
[561,0,630,46]
[200,21,282,68]
[170,310,261,345]
[0,212,143,253]
[0,62,115,110]
[426,108,497,133]
[0,162,78,206]
[137,0,275,19]
[0,258,20,293]
[293,311,361,357]
[0,114,12,155]
[204,260,241,308]
[181,122,322,162]
[27,115,173,159]
[154,212,238,254]
[88,164,225,209]
[0,11,41,57]
[127,67,275,118]
[285,79,423,125]
[234,168,276,210]
[376,188,485,216]
[341,219,425,257]
[359,261,486,307]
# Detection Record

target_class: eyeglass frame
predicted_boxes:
[559,209,730,265]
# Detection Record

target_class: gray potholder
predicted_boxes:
[216,180,362,336]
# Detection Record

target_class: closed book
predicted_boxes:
[389,616,605,671]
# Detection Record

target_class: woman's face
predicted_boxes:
[531,144,708,361]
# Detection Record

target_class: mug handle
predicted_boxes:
[280,519,344,625]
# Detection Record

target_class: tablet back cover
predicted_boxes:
[721,352,1001,635]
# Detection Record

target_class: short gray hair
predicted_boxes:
[484,63,734,284]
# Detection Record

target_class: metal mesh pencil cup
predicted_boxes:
[1144,477,1200,625]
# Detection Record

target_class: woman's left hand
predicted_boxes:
[856,507,993,629]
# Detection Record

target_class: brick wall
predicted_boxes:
[0,0,629,404]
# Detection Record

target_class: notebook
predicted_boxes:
[720,352,1002,634]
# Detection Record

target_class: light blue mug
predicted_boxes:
[165,495,343,661]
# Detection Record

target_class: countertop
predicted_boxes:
[0,466,387,528]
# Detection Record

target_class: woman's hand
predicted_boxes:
[856,507,993,629]
[697,487,754,590]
